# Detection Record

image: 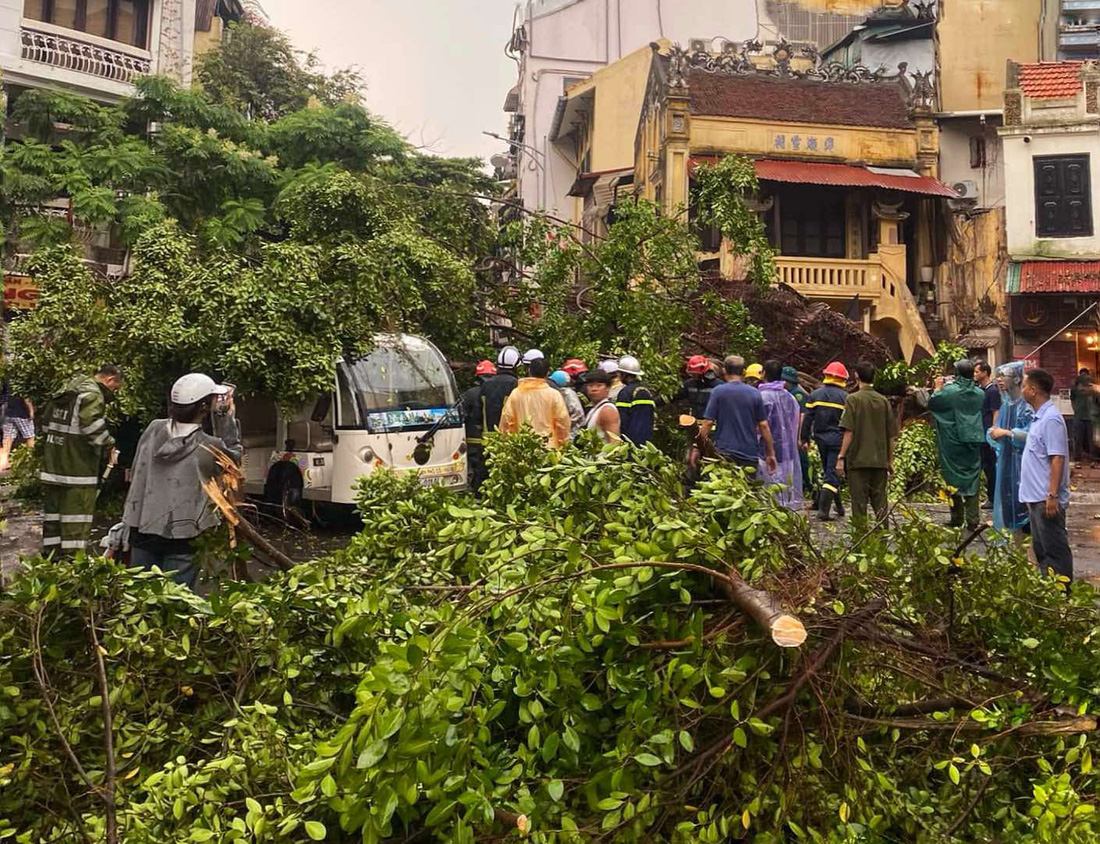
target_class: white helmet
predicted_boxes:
[598,359,619,374]
[522,348,545,364]
[496,346,521,368]
[618,354,644,377]
[171,373,230,405]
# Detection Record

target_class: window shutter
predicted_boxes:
[1034,154,1093,238]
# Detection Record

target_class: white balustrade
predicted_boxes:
[21,23,151,85]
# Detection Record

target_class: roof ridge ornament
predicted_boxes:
[666,40,912,86]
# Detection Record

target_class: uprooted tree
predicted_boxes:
[2,433,1098,842]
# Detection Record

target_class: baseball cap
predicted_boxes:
[522,348,545,364]
[171,373,230,405]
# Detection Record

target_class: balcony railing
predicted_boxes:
[776,256,891,299]
[21,21,151,85]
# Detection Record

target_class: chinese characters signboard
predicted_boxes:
[772,133,835,154]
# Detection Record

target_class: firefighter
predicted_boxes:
[675,355,720,421]
[615,355,657,446]
[462,360,496,495]
[40,364,122,554]
[801,361,849,521]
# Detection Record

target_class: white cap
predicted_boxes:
[598,359,619,374]
[618,354,644,376]
[170,373,230,405]
[522,348,545,364]
[497,346,521,368]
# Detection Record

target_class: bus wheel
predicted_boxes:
[266,465,306,526]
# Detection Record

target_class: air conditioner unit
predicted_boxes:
[952,180,979,201]
[688,38,708,53]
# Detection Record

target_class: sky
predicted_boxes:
[259,0,520,164]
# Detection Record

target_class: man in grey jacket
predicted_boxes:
[123,373,241,588]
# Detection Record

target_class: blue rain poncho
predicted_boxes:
[987,362,1033,531]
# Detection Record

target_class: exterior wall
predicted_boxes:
[945,207,1009,322]
[937,0,1040,112]
[586,43,654,173]
[0,0,197,100]
[512,0,758,214]
[938,116,1005,209]
[1002,123,1100,257]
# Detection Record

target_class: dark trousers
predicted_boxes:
[1075,418,1093,462]
[132,545,199,590]
[467,445,487,496]
[816,440,842,496]
[949,493,980,529]
[847,467,888,522]
[980,443,997,504]
[1027,502,1074,581]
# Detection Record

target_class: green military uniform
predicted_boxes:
[927,377,985,529]
[839,386,898,522]
[40,374,114,554]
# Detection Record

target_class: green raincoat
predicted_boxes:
[927,377,985,496]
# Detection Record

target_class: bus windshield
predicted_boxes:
[337,340,459,433]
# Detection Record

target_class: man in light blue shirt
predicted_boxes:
[1019,368,1073,581]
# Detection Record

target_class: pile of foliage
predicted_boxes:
[889,419,949,502]
[2,435,1099,842]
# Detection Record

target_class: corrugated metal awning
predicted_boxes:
[754,159,959,197]
[1008,260,1100,294]
[689,157,958,197]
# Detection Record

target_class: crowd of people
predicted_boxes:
[0,347,1079,587]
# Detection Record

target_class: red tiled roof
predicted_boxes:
[1017,62,1084,100]
[689,157,958,197]
[1015,260,1100,293]
[686,70,913,129]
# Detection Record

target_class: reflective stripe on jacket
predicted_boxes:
[616,380,656,446]
[801,383,848,447]
[40,374,115,487]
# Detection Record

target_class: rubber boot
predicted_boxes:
[817,489,835,522]
[834,494,845,518]
[947,494,964,528]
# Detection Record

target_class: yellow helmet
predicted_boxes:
[745,363,764,381]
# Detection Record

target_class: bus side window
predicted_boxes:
[336,366,359,428]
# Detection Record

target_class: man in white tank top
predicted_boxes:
[583,370,621,443]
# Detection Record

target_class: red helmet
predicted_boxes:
[823,361,849,380]
[686,354,710,375]
[475,360,497,377]
[562,358,588,377]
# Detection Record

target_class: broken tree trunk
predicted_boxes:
[717,573,807,648]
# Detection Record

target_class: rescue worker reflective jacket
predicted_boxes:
[616,380,657,446]
[478,372,518,435]
[675,373,719,420]
[801,383,848,447]
[40,374,115,487]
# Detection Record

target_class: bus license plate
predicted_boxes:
[420,474,458,487]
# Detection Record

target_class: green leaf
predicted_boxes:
[733,727,747,749]
[1022,638,1040,649]
[678,731,694,752]
[304,821,326,840]
[190,831,214,842]
[581,693,602,711]
[948,764,960,785]
[502,632,529,651]
[548,779,564,802]
[634,753,662,767]
[357,739,388,770]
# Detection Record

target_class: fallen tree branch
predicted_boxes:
[717,573,806,649]
[843,712,1097,737]
[85,603,117,844]
[202,478,295,571]
[676,598,886,777]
